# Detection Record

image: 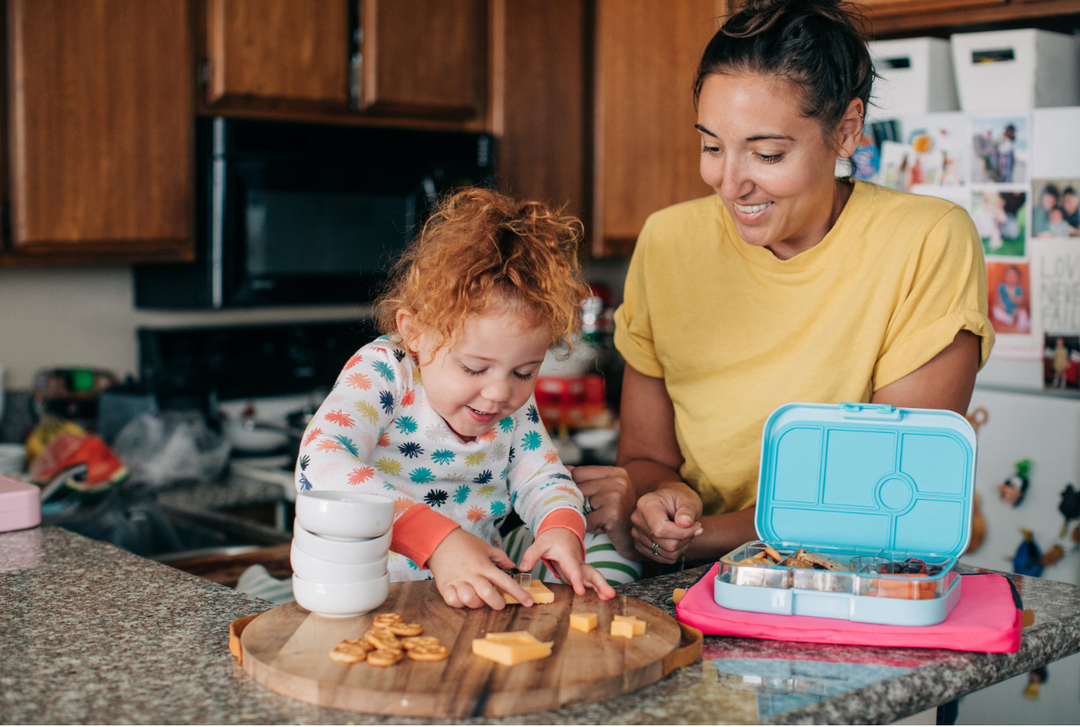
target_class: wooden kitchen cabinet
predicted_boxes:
[204,0,350,110]
[591,0,723,256]
[860,0,1080,35]
[855,0,1004,16]
[5,0,196,264]
[202,0,488,124]
[358,0,487,120]
[493,0,588,225]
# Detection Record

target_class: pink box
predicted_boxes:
[0,476,41,533]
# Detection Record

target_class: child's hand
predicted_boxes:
[426,529,533,610]
[519,528,617,600]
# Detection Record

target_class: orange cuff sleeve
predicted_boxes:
[537,509,586,556]
[390,503,461,569]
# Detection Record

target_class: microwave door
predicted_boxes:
[223,159,417,307]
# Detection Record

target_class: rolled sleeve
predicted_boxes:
[874,207,995,390]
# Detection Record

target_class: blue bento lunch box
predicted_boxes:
[714,402,977,626]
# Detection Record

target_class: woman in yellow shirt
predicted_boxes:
[574,0,994,565]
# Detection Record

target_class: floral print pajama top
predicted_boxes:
[294,335,587,581]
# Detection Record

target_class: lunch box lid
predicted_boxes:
[755,403,976,559]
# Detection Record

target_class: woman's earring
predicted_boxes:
[835,155,855,178]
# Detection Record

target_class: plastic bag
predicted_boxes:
[112,410,230,489]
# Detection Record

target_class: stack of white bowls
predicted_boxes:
[291,491,394,618]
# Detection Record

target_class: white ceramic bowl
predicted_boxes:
[292,572,390,618]
[295,490,394,539]
[290,541,387,583]
[292,520,392,563]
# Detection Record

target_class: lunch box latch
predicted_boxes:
[839,402,903,420]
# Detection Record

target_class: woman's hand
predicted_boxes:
[519,528,616,600]
[570,465,639,560]
[630,481,703,564]
[426,529,532,609]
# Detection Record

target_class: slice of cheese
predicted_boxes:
[613,615,647,635]
[501,579,555,605]
[610,620,636,638]
[472,631,554,665]
[569,612,598,633]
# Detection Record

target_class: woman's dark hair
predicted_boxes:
[694,0,875,135]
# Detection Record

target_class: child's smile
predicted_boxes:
[402,304,550,440]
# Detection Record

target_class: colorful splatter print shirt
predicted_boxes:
[294,335,586,581]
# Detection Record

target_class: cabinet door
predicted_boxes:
[7,0,195,263]
[359,0,487,119]
[495,0,587,224]
[592,0,720,255]
[205,0,350,108]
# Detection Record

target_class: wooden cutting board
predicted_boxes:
[238,580,701,718]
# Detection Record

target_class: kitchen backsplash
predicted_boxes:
[0,258,632,394]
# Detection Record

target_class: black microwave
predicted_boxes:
[135,118,494,309]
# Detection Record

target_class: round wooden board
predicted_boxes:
[241,581,685,718]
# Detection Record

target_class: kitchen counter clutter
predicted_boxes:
[3,526,1080,725]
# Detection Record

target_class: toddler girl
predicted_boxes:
[295,188,632,609]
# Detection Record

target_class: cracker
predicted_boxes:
[407,644,449,661]
[372,612,402,628]
[367,648,404,667]
[401,635,442,651]
[329,641,371,664]
[387,622,423,636]
[364,628,402,652]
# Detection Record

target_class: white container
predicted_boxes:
[295,490,394,539]
[292,519,392,563]
[292,572,390,618]
[0,444,26,476]
[869,38,959,116]
[950,29,1080,112]
[289,541,387,583]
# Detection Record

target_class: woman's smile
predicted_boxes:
[733,200,773,220]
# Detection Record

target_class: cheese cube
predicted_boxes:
[569,612,598,633]
[502,580,555,605]
[610,620,636,638]
[472,631,554,665]
[613,615,646,634]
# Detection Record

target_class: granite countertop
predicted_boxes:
[2,525,1079,725]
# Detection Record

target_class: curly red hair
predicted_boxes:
[373,187,589,355]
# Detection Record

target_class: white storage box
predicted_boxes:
[951,29,1080,112]
[869,38,959,116]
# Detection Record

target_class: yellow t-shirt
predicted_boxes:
[614,181,994,517]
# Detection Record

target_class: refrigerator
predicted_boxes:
[956,379,1080,724]
[857,100,1080,722]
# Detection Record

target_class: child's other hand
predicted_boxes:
[426,529,533,610]
[519,528,617,601]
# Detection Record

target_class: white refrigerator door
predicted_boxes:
[958,388,1080,724]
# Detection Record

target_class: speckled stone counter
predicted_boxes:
[2,526,1078,725]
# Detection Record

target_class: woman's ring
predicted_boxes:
[583,496,593,515]
[651,542,660,557]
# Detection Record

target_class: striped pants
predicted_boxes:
[502,526,642,586]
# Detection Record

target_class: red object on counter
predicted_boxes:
[535,376,586,406]
[28,432,127,493]
[583,374,606,404]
